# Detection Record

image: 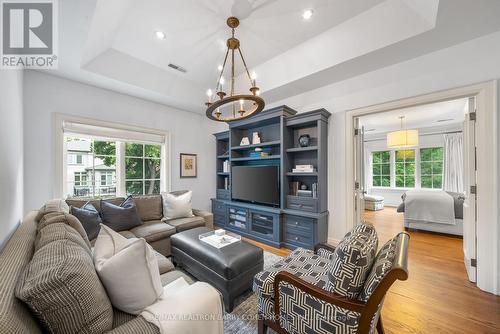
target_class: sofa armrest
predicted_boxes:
[192,209,214,230]
[106,316,159,334]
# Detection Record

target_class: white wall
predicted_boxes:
[0,70,24,249]
[267,30,500,244]
[23,71,224,212]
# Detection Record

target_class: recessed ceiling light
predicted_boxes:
[217,64,223,71]
[155,31,166,40]
[302,9,313,20]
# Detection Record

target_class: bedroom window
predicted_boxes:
[395,150,415,188]
[372,151,391,187]
[420,147,444,189]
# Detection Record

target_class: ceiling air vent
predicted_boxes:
[168,63,187,73]
[436,118,454,123]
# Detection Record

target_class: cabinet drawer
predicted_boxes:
[284,228,313,248]
[284,215,314,232]
[214,213,225,225]
[212,201,226,215]
[216,189,230,200]
[286,196,318,213]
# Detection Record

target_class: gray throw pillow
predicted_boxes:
[101,196,142,232]
[71,203,102,240]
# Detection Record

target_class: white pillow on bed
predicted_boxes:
[93,225,163,315]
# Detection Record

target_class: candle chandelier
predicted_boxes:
[205,17,265,122]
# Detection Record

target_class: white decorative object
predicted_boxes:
[252,132,261,144]
[199,230,241,249]
[240,137,250,146]
[93,225,163,315]
[215,229,226,236]
[161,191,194,219]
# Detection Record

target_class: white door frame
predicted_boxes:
[344,81,498,295]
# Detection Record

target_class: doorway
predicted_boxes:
[345,81,498,294]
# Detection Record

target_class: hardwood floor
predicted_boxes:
[245,207,500,333]
[366,207,500,333]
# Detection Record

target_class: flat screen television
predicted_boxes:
[231,165,280,207]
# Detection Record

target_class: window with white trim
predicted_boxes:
[420,147,444,189]
[395,149,416,188]
[62,120,168,199]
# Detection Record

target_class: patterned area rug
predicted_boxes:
[223,251,282,334]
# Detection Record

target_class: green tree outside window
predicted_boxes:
[420,147,444,189]
[395,150,416,188]
[372,151,391,187]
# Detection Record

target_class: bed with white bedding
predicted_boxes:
[397,189,465,236]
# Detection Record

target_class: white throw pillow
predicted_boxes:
[93,225,163,315]
[161,191,194,219]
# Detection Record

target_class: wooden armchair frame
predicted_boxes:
[258,232,410,334]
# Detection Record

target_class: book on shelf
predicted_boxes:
[222,160,230,173]
[297,190,313,197]
[295,164,314,169]
[292,168,316,173]
[290,181,300,196]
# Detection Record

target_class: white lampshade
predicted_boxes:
[387,129,419,148]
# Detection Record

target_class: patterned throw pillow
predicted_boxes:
[326,224,378,299]
[100,196,143,232]
[358,236,398,302]
[71,203,102,240]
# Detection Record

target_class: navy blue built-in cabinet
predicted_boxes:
[212,105,331,250]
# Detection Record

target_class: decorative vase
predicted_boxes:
[300,184,308,190]
[298,134,310,147]
[252,132,261,144]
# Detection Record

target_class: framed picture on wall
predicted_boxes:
[180,153,197,178]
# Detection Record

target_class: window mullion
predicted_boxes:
[116,142,125,197]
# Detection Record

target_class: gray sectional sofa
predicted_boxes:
[0,195,215,333]
[66,194,213,256]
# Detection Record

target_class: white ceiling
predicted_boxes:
[40,0,500,114]
[359,98,468,134]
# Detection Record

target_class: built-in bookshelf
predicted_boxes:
[212,106,330,250]
[215,132,230,200]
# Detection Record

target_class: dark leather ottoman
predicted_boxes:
[170,227,264,312]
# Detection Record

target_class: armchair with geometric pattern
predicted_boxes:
[253,224,410,334]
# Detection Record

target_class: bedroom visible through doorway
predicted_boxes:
[353,96,477,282]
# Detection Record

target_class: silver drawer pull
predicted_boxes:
[295,236,299,241]
[295,222,299,225]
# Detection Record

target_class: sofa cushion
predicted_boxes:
[93,225,163,315]
[66,197,125,212]
[326,224,378,299]
[101,196,142,232]
[165,216,205,232]
[130,220,176,242]
[153,250,175,275]
[15,230,113,333]
[253,248,331,299]
[133,195,163,221]
[35,222,91,256]
[37,212,91,250]
[118,230,136,239]
[35,199,70,221]
[71,203,102,240]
